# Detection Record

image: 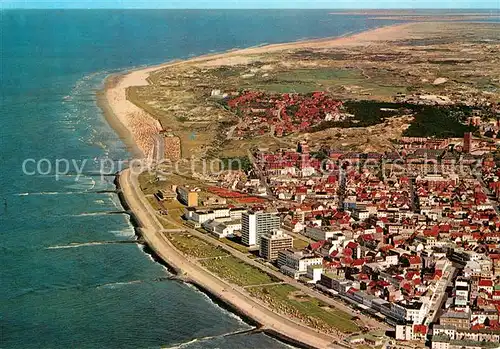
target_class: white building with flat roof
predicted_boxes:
[277,249,323,279]
[203,219,242,239]
[241,211,280,246]
[303,225,342,241]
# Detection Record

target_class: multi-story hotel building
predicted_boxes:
[241,211,280,246]
[259,230,293,260]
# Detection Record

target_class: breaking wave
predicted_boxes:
[70,211,128,217]
[96,280,143,289]
[45,242,108,249]
[14,191,89,196]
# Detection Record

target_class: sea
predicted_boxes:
[0,9,497,349]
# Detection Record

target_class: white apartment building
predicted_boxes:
[241,211,280,246]
[186,207,240,224]
[306,264,323,283]
[455,278,469,307]
[203,220,242,238]
[352,209,370,221]
[303,226,342,241]
[277,249,322,279]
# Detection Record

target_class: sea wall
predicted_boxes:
[113,169,323,349]
[114,172,181,275]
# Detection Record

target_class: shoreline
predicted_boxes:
[100,24,417,349]
[98,22,418,157]
[115,168,340,349]
[97,75,144,159]
[114,175,263,329]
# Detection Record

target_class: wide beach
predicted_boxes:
[100,22,417,158]
[100,22,425,349]
[99,24,418,349]
[117,167,346,349]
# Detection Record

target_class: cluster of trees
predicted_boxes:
[343,101,409,126]
[309,100,410,132]
[403,106,477,138]
[309,100,480,138]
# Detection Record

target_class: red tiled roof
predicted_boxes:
[377,280,390,287]
[408,255,422,265]
[309,240,326,251]
[361,234,374,241]
[479,279,493,287]
[413,324,427,334]
[346,241,358,249]
[342,256,354,265]
[352,258,365,267]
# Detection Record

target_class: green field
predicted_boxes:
[220,237,250,254]
[248,68,406,98]
[276,68,363,81]
[200,255,279,286]
[253,82,319,94]
[165,232,229,259]
[247,284,360,333]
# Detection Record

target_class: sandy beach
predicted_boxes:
[101,67,163,159]
[102,23,413,348]
[101,22,416,159]
[117,168,343,349]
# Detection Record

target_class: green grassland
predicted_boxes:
[247,284,360,333]
[220,237,250,254]
[200,255,280,286]
[292,238,310,250]
[165,232,229,259]
[248,68,407,98]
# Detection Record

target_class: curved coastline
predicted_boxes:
[97,22,415,158]
[99,24,417,349]
[115,168,336,349]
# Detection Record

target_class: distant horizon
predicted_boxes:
[1,0,499,10]
[1,7,499,10]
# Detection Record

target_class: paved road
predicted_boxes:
[120,167,346,349]
[247,151,278,201]
[170,212,388,332]
[424,264,455,326]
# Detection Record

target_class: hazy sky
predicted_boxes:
[1,0,499,8]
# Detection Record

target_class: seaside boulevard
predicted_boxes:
[118,167,343,349]
[104,23,414,349]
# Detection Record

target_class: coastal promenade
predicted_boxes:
[165,206,386,332]
[104,24,416,347]
[118,167,343,349]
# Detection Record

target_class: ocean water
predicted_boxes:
[0,9,411,349]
